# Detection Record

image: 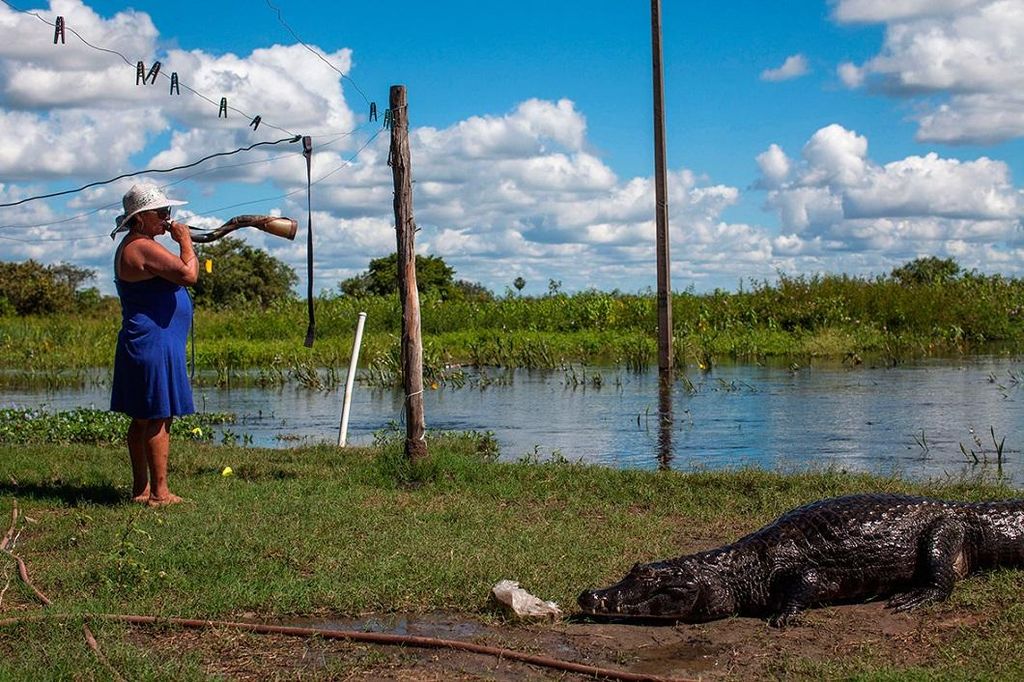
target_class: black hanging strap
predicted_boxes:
[303,135,315,347]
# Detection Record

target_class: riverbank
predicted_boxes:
[3,270,1023,389]
[3,436,1024,679]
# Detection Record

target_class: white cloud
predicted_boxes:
[4,1,1024,295]
[757,124,1024,270]
[832,0,982,23]
[833,0,1024,143]
[760,54,809,82]
[755,144,792,189]
[836,62,865,88]
[799,124,869,186]
[0,108,165,179]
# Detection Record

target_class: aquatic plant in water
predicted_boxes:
[0,407,234,445]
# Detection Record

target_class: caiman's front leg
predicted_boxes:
[887,517,967,612]
[769,569,838,627]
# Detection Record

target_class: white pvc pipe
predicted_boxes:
[338,312,367,447]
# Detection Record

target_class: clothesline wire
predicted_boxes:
[0,136,302,209]
[0,122,374,231]
[0,126,386,244]
[264,0,372,107]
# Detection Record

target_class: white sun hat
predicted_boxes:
[110,184,188,239]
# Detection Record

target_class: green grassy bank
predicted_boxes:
[3,435,1024,679]
[3,270,1024,389]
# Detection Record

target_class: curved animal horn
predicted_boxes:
[188,215,298,243]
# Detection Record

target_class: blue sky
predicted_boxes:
[1,0,1023,296]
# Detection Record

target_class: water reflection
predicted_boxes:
[3,356,1022,482]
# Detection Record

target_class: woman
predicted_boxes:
[110,184,197,507]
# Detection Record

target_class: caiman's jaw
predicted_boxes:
[577,562,701,620]
[577,585,699,620]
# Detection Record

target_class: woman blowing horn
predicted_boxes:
[109,184,195,507]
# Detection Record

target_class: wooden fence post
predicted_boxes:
[389,84,428,462]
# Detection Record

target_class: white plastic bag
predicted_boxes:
[490,579,562,621]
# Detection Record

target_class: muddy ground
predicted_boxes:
[123,602,982,680]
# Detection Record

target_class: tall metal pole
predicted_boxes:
[651,0,673,379]
[389,85,428,462]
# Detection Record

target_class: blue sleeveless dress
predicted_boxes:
[110,276,195,419]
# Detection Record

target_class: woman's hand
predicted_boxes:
[167,221,192,244]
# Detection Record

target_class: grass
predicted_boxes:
[3,270,1024,387]
[3,434,1024,678]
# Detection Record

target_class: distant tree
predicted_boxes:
[453,279,494,301]
[0,260,98,315]
[547,279,563,296]
[891,257,962,285]
[49,262,96,292]
[339,253,490,300]
[513,276,526,293]
[192,237,298,307]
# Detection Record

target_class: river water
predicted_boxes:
[3,356,1022,482]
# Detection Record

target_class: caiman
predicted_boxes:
[577,493,1024,625]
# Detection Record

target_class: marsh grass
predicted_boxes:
[3,272,1023,387]
[4,435,1024,678]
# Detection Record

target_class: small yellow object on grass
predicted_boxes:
[190,427,203,437]
[221,466,233,477]
[205,259,213,273]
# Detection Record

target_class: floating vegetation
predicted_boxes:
[363,338,465,389]
[563,365,604,389]
[619,336,653,373]
[290,358,342,391]
[913,429,930,456]
[0,367,108,390]
[959,426,1017,475]
[0,407,234,445]
[467,333,559,369]
[988,369,1022,400]
[468,368,514,390]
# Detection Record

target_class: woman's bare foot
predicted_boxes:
[132,489,151,504]
[147,492,184,507]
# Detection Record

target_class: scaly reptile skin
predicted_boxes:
[578,493,1024,625]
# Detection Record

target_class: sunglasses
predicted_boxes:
[153,206,172,219]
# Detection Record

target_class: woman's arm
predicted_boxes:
[122,222,199,286]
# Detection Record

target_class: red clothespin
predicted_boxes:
[53,16,65,44]
[218,97,228,118]
[369,102,377,122]
[249,115,262,131]
[170,73,180,95]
